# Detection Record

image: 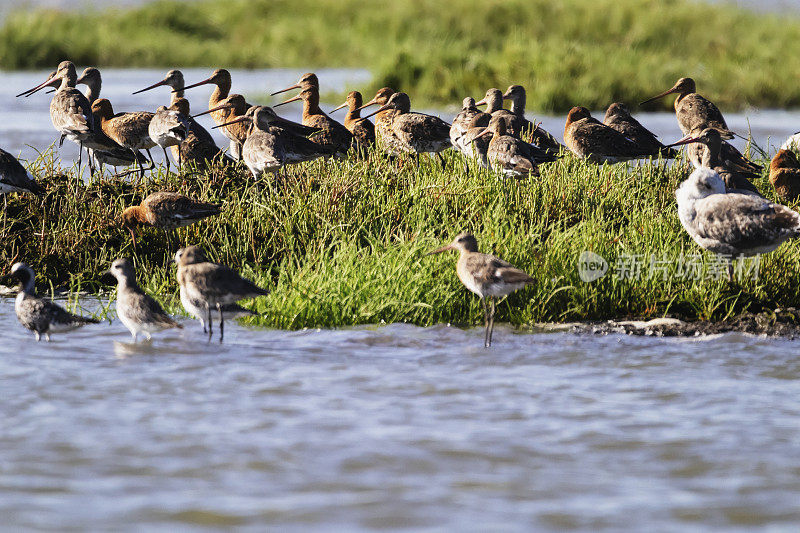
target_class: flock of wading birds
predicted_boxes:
[3,61,800,347]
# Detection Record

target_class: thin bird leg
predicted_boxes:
[488,298,496,347]
[77,142,83,176]
[436,151,446,170]
[218,303,224,343]
[178,149,183,175]
[727,258,735,283]
[162,147,171,174]
[206,303,213,340]
[145,149,155,179]
[133,148,145,183]
[482,297,490,348]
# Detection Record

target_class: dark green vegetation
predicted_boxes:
[1,0,799,111]
[1,144,797,329]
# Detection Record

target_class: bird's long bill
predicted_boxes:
[474,98,487,107]
[178,76,214,92]
[16,75,57,98]
[330,102,348,113]
[666,134,699,147]
[355,98,380,112]
[192,102,234,119]
[270,83,301,96]
[640,86,678,106]
[361,102,391,120]
[273,93,302,107]
[474,127,492,140]
[425,244,455,256]
[212,116,250,129]
[133,79,169,95]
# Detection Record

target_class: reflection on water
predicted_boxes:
[1,302,800,531]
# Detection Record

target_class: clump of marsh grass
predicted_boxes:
[1,141,794,330]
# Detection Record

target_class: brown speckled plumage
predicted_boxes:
[92,98,155,151]
[0,148,44,196]
[332,91,375,149]
[769,149,800,201]
[427,232,533,347]
[642,77,731,137]
[670,128,762,196]
[275,86,353,158]
[357,87,398,149]
[564,107,651,163]
[502,85,564,153]
[121,191,221,232]
[365,92,450,156]
[603,102,678,158]
[484,115,558,178]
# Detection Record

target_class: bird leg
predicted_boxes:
[206,303,213,340]
[218,303,224,343]
[727,258,735,283]
[162,147,171,174]
[436,151,446,170]
[488,298,496,347]
[482,297,490,348]
[145,149,155,179]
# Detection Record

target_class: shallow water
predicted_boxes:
[2,301,800,531]
[4,67,800,531]
[2,68,800,172]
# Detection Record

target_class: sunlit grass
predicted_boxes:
[1,141,796,329]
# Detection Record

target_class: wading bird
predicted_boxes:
[426,232,533,348]
[769,149,800,201]
[8,262,99,341]
[175,245,269,342]
[603,102,678,159]
[107,258,182,342]
[91,98,156,179]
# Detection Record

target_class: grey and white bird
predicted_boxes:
[676,167,800,280]
[174,246,269,341]
[9,262,99,341]
[107,258,182,342]
[148,105,189,173]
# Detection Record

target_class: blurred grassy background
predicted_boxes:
[0,0,799,111]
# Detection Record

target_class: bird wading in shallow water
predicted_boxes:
[426,233,534,348]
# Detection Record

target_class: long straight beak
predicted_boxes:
[212,116,251,129]
[666,134,698,147]
[361,102,391,120]
[330,102,348,113]
[133,79,169,95]
[273,93,303,107]
[355,98,379,112]
[270,83,301,96]
[45,88,56,94]
[177,76,214,93]
[192,102,234,119]
[425,244,455,256]
[640,87,677,106]
[474,98,487,107]
[474,127,493,140]
[16,75,57,98]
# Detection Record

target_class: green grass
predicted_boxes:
[1,0,800,111]
[2,143,798,329]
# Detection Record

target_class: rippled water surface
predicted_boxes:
[2,302,800,531]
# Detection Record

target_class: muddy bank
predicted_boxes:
[538,309,800,338]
